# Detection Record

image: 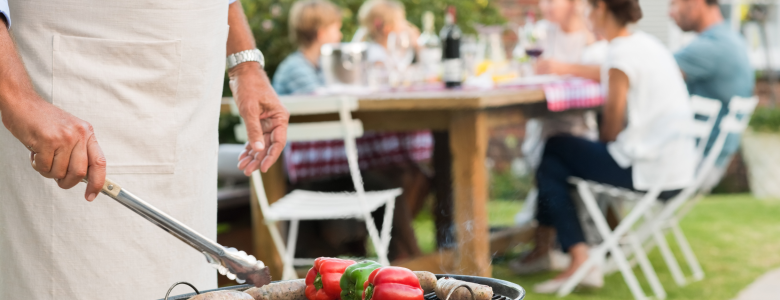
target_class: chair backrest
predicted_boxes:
[235,95,365,208]
[728,95,759,116]
[670,95,758,204]
[689,95,723,161]
[229,96,363,143]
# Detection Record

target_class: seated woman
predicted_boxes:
[533,0,697,293]
[512,0,605,275]
[272,0,342,95]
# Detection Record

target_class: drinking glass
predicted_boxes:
[387,31,415,87]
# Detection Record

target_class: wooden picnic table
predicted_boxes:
[249,87,550,278]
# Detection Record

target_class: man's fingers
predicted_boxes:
[243,159,261,176]
[260,126,287,173]
[238,155,253,171]
[59,140,88,189]
[260,143,283,173]
[32,149,55,175]
[84,135,106,202]
[45,147,73,180]
[238,145,251,161]
[241,105,266,154]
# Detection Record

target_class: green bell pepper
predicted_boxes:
[339,260,382,300]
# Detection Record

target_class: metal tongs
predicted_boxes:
[82,178,272,287]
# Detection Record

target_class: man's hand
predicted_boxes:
[0,21,106,201]
[1,95,106,201]
[229,62,289,176]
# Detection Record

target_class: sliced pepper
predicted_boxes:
[340,260,383,300]
[305,257,356,300]
[362,266,424,300]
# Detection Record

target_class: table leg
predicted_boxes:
[251,160,286,280]
[433,131,455,249]
[449,111,492,277]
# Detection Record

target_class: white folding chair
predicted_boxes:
[580,96,721,283]
[557,96,758,299]
[635,95,759,284]
[618,96,724,287]
[230,96,400,280]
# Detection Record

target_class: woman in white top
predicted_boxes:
[533,0,697,293]
[512,0,607,276]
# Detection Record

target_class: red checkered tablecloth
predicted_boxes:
[543,78,604,112]
[284,131,433,183]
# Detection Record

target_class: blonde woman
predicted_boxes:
[356,0,420,65]
[534,0,605,79]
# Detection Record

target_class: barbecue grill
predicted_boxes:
[162,274,526,300]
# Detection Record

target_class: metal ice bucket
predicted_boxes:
[320,42,369,87]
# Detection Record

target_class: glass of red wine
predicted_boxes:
[522,26,545,76]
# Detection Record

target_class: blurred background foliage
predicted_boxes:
[233,0,506,83]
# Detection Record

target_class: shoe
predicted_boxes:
[509,254,551,275]
[532,265,604,294]
[549,249,571,271]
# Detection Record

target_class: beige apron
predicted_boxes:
[0,1,227,298]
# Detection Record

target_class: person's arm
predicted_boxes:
[535,59,601,81]
[1,0,10,28]
[674,38,716,83]
[227,0,289,176]
[0,25,106,201]
[600,68,629,142]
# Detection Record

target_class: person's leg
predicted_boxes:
[536,135,633,280]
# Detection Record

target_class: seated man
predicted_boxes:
[670,0,755,166]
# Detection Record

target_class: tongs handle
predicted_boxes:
[82,178,224,255]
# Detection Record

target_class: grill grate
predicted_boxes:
[424,292,512,300]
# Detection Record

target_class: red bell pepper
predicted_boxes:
[362,266,424,300]
[305,257,356,300]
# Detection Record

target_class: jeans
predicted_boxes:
[535,135,633,251]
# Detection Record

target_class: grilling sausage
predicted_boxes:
[413,271,437,294]
[244,279,306,300]
[188,290,254,300]
[434,277,493,300]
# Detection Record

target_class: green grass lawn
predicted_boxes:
[413,194,780,300]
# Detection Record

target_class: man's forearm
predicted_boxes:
[0,25,38,113]
[226,1,257,56]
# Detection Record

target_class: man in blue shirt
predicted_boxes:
[670,0,755,166]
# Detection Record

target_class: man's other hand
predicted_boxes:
[229,62,289,176]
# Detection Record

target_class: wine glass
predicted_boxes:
[386,31,415,87]
[519,22,547,76]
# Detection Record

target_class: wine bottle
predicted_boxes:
[417,11,442,82]
[440,6,462,88]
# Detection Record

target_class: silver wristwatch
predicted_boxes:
[227,49,265,70]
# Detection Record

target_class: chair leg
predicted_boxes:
[266,220,297,280]
[670,219,705,281]
[283,219,300,280]
[648,212,687,287]
[381,197,396,260]
[628,233,667,299]
[557,182,650,300]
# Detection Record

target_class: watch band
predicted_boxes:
[227,49,265,70]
